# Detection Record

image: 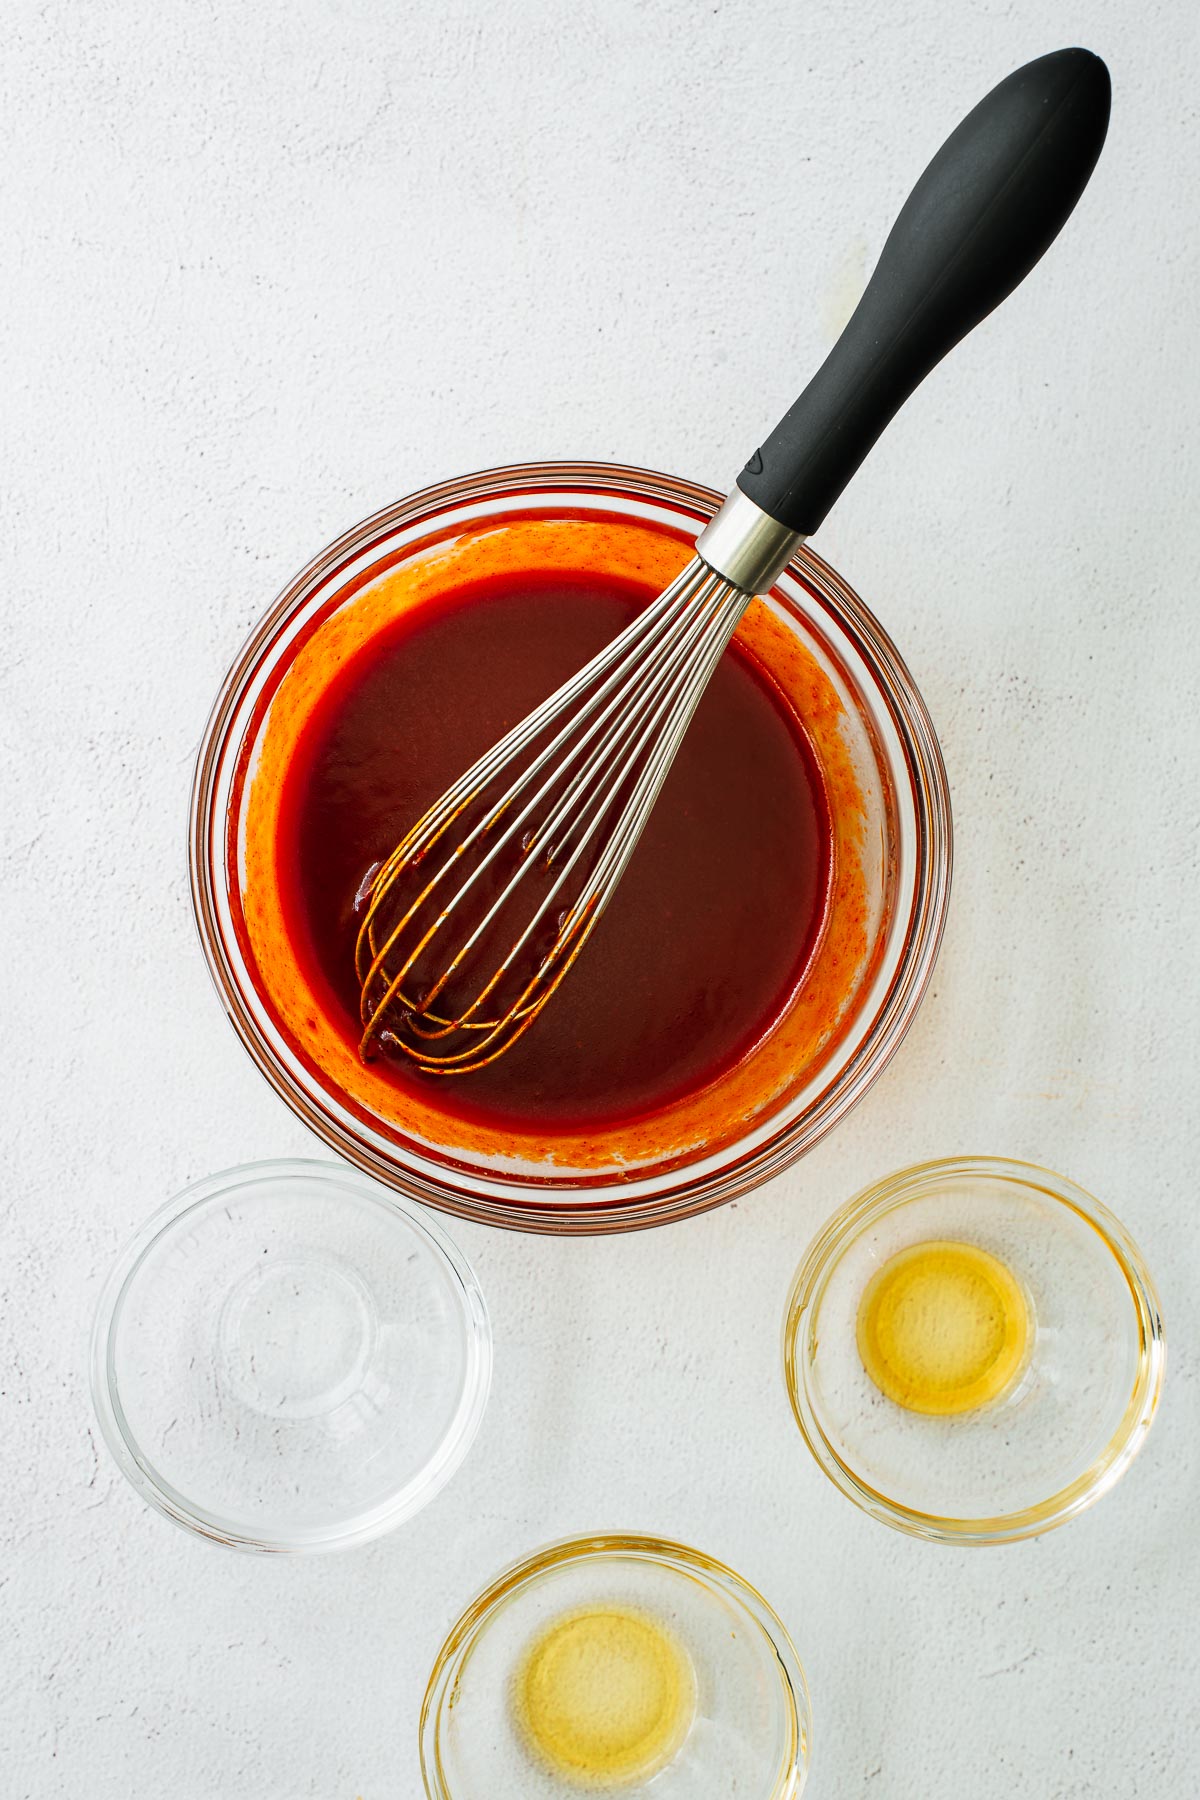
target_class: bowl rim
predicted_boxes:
[89,1156,493,1553]
[418,1529,812,1799]
[189,458,953,1233]
[782,1154,1165,1544]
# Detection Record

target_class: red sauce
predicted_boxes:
[276,567,833,1131]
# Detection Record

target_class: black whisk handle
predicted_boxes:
[737,47,1111,537]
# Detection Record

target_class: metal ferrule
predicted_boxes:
[694,486,805,595]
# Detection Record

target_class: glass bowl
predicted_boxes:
[420,1533,811,1798]
[90,1159,491,1552]
[190,461,951,1232]
[783,1156,1164,1543]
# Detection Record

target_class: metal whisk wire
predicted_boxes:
[356,556,752,1073]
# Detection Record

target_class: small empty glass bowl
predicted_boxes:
[420,1534,811,1798]
[783,1157,1164,1543]
[91,1159,491,1551]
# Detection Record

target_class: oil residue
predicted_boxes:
[513,1604,697,1788]
[857,1239,1031,1415]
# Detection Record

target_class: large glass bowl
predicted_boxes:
[190,462,951,1232]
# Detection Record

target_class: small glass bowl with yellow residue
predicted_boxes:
[419,1533,811,1798]
[783,1157,1163,1543]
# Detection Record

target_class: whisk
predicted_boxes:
[358,48,1110,1074]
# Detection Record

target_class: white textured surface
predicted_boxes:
[2,1,1198,1795]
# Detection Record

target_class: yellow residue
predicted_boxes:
[513,1605,696,1788]
[857,1239,1031,1415]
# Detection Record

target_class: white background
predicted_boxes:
[3,1,1198,1795]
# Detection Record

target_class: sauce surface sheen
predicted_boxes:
[276,567,833,1131]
